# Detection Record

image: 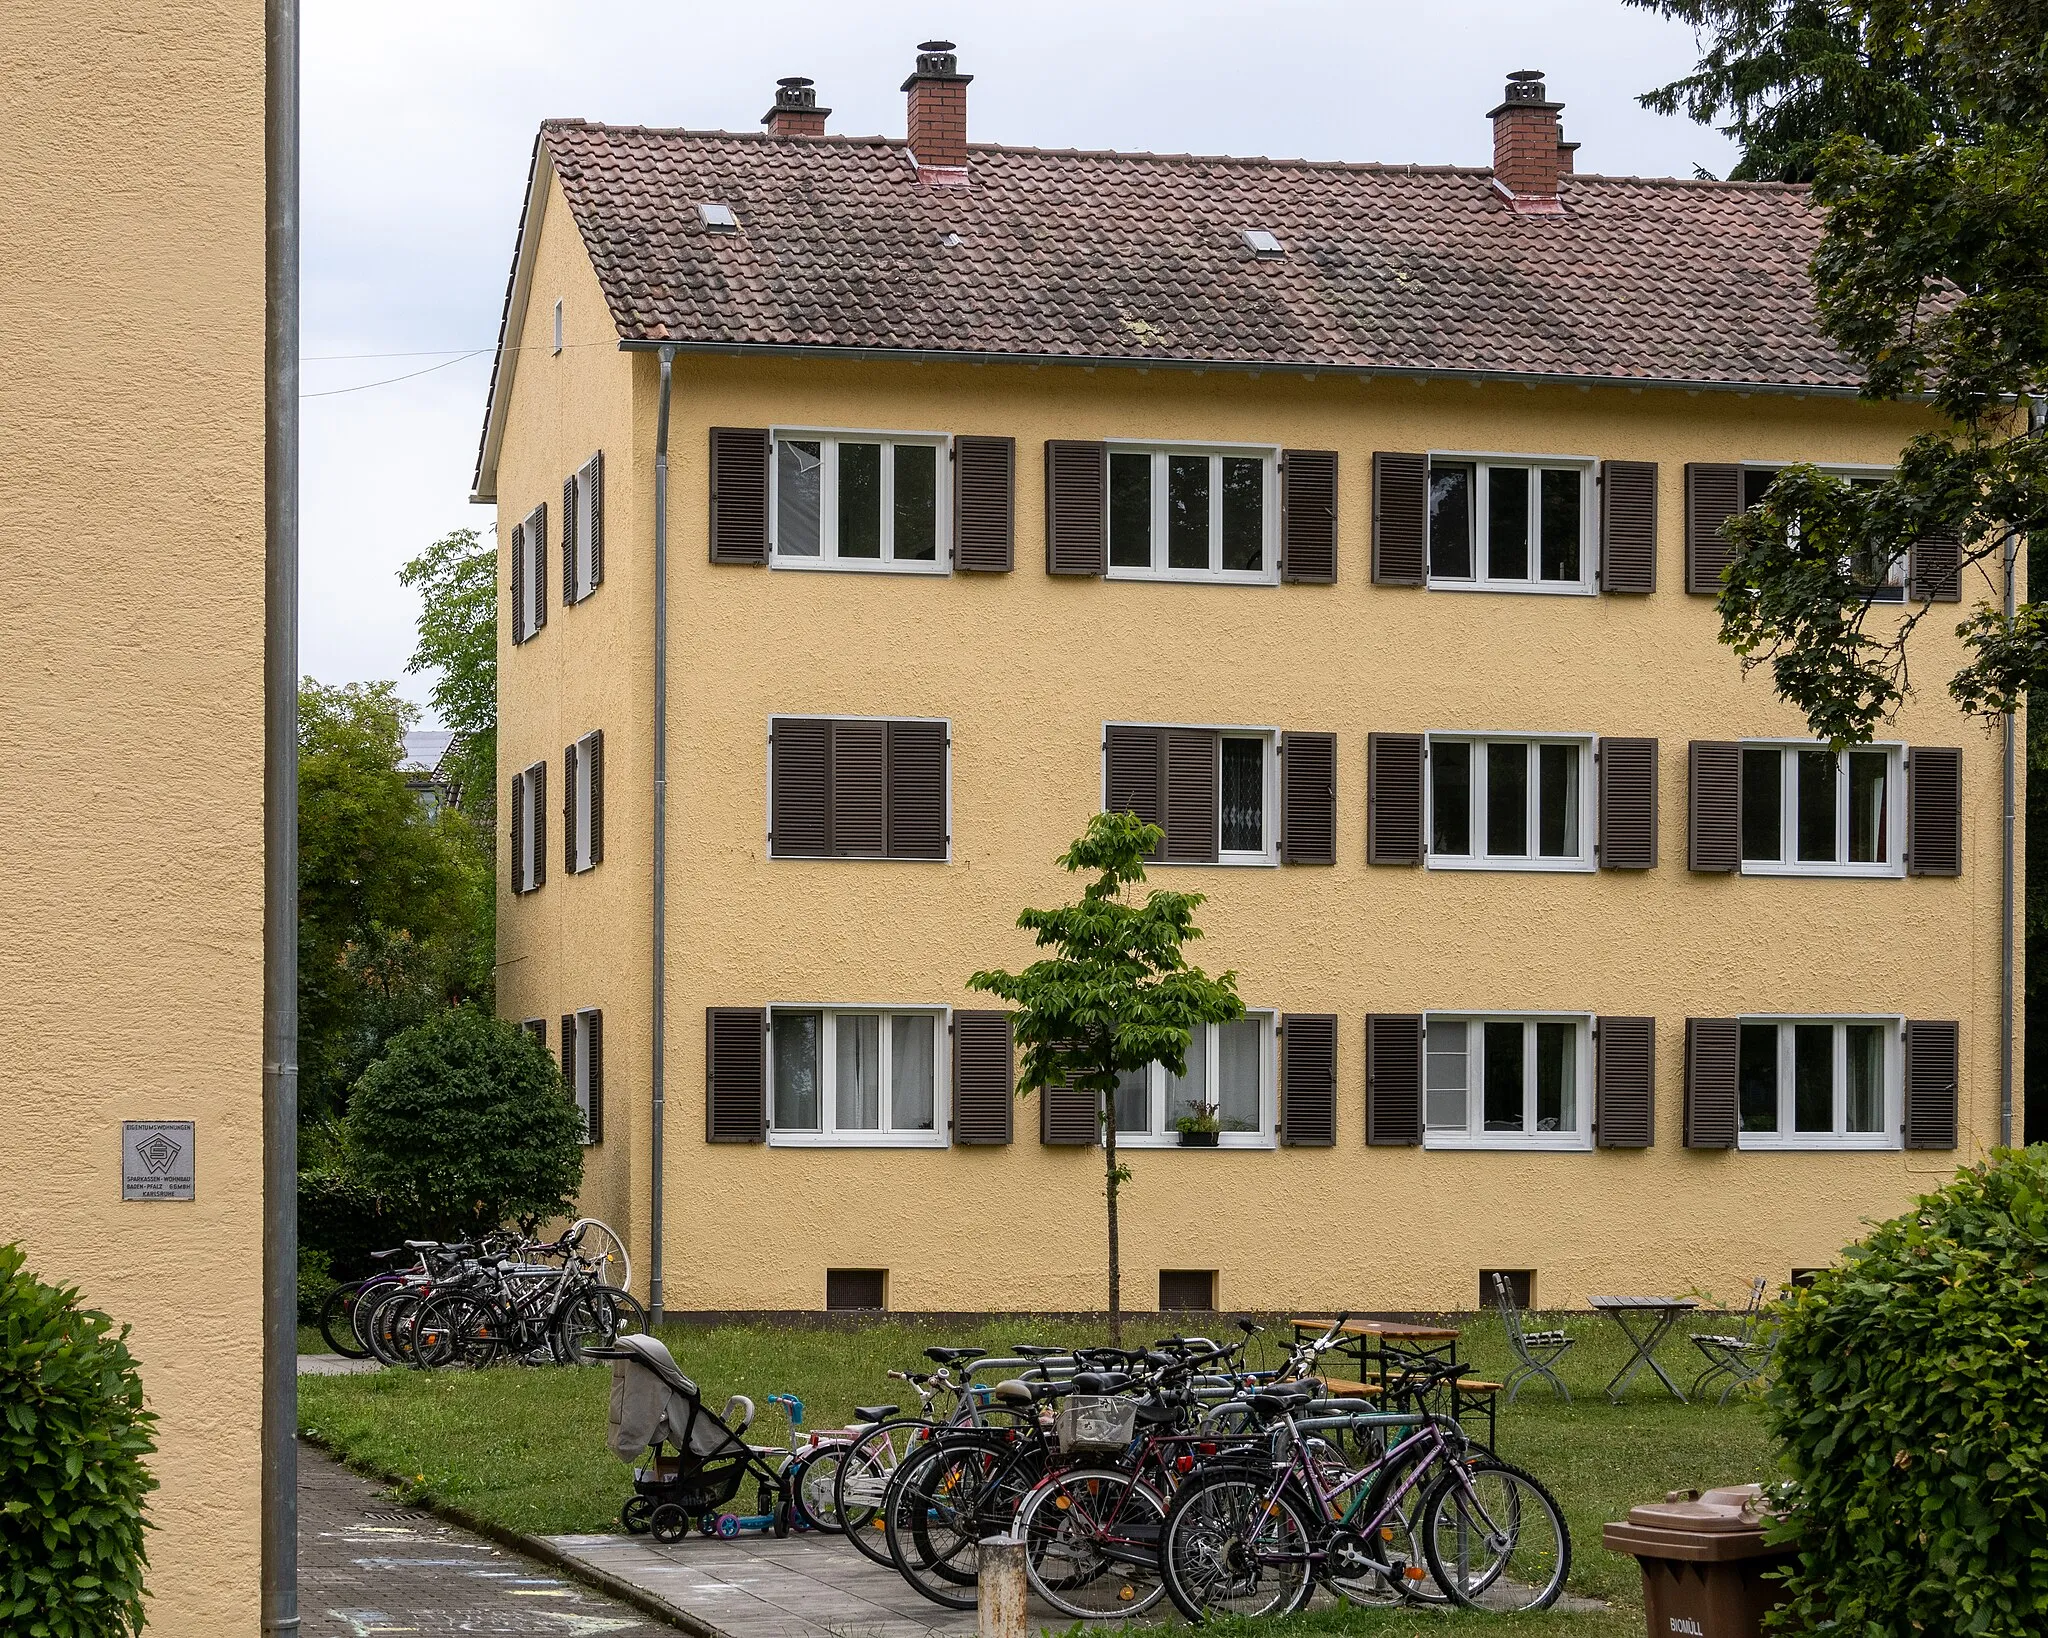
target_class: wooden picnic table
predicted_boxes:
[1288,1316,1501,1447]
[1289,1317,1462,1342]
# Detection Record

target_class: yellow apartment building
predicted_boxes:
[5,0,284,1631]
[476,46,2012,1318]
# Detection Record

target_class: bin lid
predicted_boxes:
[1625,1482,1771,1533]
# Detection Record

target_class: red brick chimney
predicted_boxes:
[761,76,830,137]
[902,40,971,185]
[1489,70,1567,214]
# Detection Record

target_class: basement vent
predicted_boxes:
[1241,228,1284,258]
[697,201,740,232]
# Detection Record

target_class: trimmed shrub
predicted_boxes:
[1767,1147,2048,1634]
[0,1243,157,1637]
[345,1005,584,1237]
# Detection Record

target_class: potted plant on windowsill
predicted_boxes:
[1175,1103,1222,1147]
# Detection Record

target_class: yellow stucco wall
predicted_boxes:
[497,197,2016,1316]
[1,3,267,1630]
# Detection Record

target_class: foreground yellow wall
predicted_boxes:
[1,3,266,1631]
[498,200,2013,1316]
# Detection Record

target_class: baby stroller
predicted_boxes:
[597,1333,795,1541]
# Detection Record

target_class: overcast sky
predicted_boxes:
[302,0,1738,718]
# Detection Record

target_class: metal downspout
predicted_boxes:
[2007,398,2043,1147]
[650,345,674,1323]
[262,0,301,1628]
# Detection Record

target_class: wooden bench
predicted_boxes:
[1316,1376,1504,1447]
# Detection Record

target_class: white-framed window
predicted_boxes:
[567,729,601,874]
[1219,732,1279,863]
[564,1008,601,1145]
[1106,443,1279,584]
[1111,1014,1276,1148]
[1423,1013,1593,1151]
[552,298,563,354]
[1099,724,1281,866]
[1744,465,1904,602]
[770,429,948,571]
[1426,734,1596,871]
[767,1006,948,1147]
[518,504,547,638]
[1740,742,1904,877]
[1427,454,1595,594]
[1737,1016,1901,1150]
[513,759,545,893]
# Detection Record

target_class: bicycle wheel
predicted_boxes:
[1420,1457,1570,1612]
[1343,1442,1449,1605]
[1016,1465,1169,1620]
[317,1280,373,1359]
[351,1277,410,1357]
[786,1445,848,1533]
[886,1436,1036,1610]
[568,1218,632,1290]
[413,1292,505,1370]
[552,1285,648,1364]
[366,1290,422,1367]
[1159,1469,1317,1622]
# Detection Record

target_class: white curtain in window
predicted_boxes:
[891,1015,936,1131]
[836,1014,881,1130]
[1217,1021,1261,1131]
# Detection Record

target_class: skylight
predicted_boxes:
[1241,229,1284,258]
[697,202,739,232]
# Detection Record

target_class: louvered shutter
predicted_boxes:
[1280,450,1338,584]
[1280,1014,1336,1146]
[1044,441,1107,575]
[1907,746,1962,877]
[1910,529,1960,603]
[523,1017,547,1050]
[1104,725,1164,859]
[1366,1014,1423,1145]
[1688,741,1740,872]
[1599,460,1658,594]
[769,719,830,858]
[1163,730,1220,864]
[829,719,887,857]
[1280,731,1337,865]
[584,451,604,590]
[510,520,527,645]
[562,740,579,874]
[954,437,1015,571]
[705,1008,767,1142]
[1040,1071,1099,1146]
[1595,1016,1655,1148]
[1683,1018,1738,1148]
[1367,733,1425,865]
[886,720,948,860]
[509,770,527,893]
[1684,464,1742,595]
[585,1009,604,1144]
[1904,1019,1959,1149]
[1371,452,1428,585]
[1598,738,1659,870]
[526,504,547,633]
[561,1012,576,1097]
[951,1011,1014,1144]
[587,730,604,866]
[529,759,548,887]
[562,472,579,604]
[709,427,771,564]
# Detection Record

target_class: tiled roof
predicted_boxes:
[537,122,1857,391]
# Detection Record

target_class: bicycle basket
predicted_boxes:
[1055,1395,1138,1453]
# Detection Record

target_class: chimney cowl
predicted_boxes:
[762,75,831,135]
[902,39,972,184]
[1488,68,1568,213]
[902,39,967,87]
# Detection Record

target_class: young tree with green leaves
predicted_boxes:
[969,812,1243,1342]
[398,526,496,823]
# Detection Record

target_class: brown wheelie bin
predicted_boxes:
[1603,1483,1796,1636]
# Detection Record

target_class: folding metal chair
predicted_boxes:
[1689,1276,1777,1405]
[1491,1271,1575,1404]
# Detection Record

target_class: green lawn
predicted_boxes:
[300,1310,1775,1634]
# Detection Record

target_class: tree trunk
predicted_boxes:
[1102,1087,1122,1346]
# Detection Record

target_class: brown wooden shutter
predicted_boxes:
[561,1012,576,1096]
[562,472,579,604]
[705,1007,767,1142]
[527,504,547,633]
[1599,460,1658,594]
[1595,1016,1655,1148]
[709,427,771,564]
[562,739,579,874]
[1367,733,1425,865]
[529,759,547,887]
[1371,452,1428,585]
[523,1017,547,1049]
[1280,1014,1336,1146]
[1163,730,1220,863]
[769,718,830,858]
[1683,1017,1738,1148]
[1688,741,1740,872]
[1684,463,1742,595]
[509,770,527,893]
[587,730,604,866]
[886,720,948,859]
[829,719,887,857]
[1104,725,1164,859]
[1280,450,1338,584]
[585,451,605,589]
[1280,731,1337,865]
[951,1011,1015,1144]
[1040,1071,1099,1146]
[1910,529,1960,603]
[1044,440,1106,575]
[585,1009,604,1144]
[954,436,1015,572]
[509,520,527,644]
[1598,738,1659,870]
[1907,746,1962,877]
[1366,1014,1423,1145]
[1904,1019,1959,1149]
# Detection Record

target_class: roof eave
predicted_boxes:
[615,337,1867,399]
[471,140,558,505]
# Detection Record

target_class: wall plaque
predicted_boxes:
[122,1121,195,1201]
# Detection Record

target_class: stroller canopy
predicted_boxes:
[604,1333,745,1464]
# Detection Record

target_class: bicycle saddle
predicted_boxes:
[1070,1370,1133,1394]
[924,1346,986,1364]
[1249,1383,1319,1415]
[1135,1395,1181,1426]
[1012,1343,1064,1357]
[852,1404,900,1423]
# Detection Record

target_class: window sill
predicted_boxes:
[1736,1136,1900,1152]
[768,1133,949,1149]
[1147,856,1279,869]
[769,557,950,576]
[1426,857,1596,874]
[1424,1134,1594,1152]
[1104,568,1280,588]
[1113,1134,1276,1150]
[1739,862,1904,879]
[769,851,953,864]
[1424,579,1596,598]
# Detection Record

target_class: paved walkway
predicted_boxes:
[301,1442,670,1636]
